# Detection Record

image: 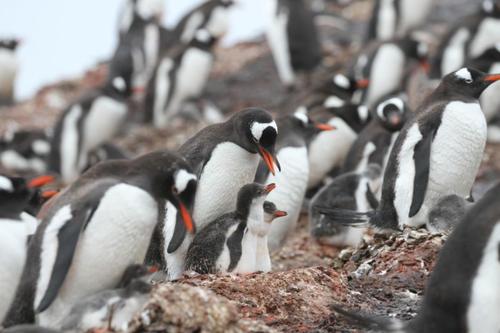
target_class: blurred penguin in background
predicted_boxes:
[265,0,322,89]
[118,0,165,36]
[0,129,51,174]
[0,38,20,107]
[367,0,434,41]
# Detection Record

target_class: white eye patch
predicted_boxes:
[113,77,127,91]
[483,0,494,13]
[251,120,278,141]
[0,175,14,192]
[323,95,346,108]
[293,107,309,125]
[333,74,351,89]
[174,169,197,194]
[377,97,404,119]
[455,68,473,82]
[357,105,369,122]
[195,29,211,43]
[32,140,50,155]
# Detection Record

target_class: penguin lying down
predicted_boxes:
[185,183,287,275]
[331,182,500,332]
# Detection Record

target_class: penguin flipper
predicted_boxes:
[315,207,372,228]
[166,215,187,254]
[36,205,97,313]
[330,304,405,331]
[409,128,436,218]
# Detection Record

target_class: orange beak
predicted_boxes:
[356,79,370,89]
[41,190,59,199]
[315,123,336,131]
[28,175,55,188]
[178,201,195,234]
[258,146,279,176]
[132,86,145,94]
[484,74,500,82]
[264,183,276,193]
[148,265,159,273]
[420,60,431,74]
[274,210,288,218]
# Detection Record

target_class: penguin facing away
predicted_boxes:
[3,151,197,329]
[161,108,280,280]
[185,183,285,274]
[0,38,20,106]
[145,29,219,128]
[319,68,498,231]
[343,95,409,174]
[309,164,381,248]
[0,129,51,174]
[332,181,500,333]
[47,73,132,184]
[254,109,334,252]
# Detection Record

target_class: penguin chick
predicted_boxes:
[185,183,278,275]
[256,201,287,272]
[309,164,381,248]
[427,194,470,234]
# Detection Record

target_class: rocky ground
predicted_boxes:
[0,0,495,332]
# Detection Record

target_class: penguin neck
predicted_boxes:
[245,199,268,237]
[424,85,478,107]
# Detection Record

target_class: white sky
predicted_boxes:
[0,0,266,100]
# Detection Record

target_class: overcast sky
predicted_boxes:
[0,0,266,100]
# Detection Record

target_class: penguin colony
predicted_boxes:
[1,0,500,332]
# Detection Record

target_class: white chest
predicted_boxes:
[480,63,500,121]
[308,117,357,188]
[377,0,397,40]
[399,0,433,35]
[0,49,18,91]
[470,18,500,57]
[442,28,471,77]
[175,48,213,101]
[152,58,174,128]
[193,142,260,228]
[233,229,258,274]
[467,223,500,332]
[365,44,405,107]
[60,105,83,183]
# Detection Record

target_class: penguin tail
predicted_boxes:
[315,207,374,228]
[331,304,405,332]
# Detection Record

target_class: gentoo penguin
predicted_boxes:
[307,98,371,189]
[265,0,322,88]
[0,174,55,322]
[145,29,220,128]
[118,0,165,36]
[311,73,370,104]
[170,0,234,45]
[319,68,497,231]
[0,129,51,174]
[343,95,409,174]
[185,183,286,274]
[366,0,434,41]
[332,181,500,332]
[60,264,154,332]
[309,164,381,248]
[47,73,132,184]
[430,0,500,79]
[161,108,280,280]
[254,109,334,252]
[354,37,429,108]
[0,38,20,106]
[466,44,500,124]
[3,151,197,328]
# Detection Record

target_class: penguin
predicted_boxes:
[466,44,500,124]
[307,98,371,189]
[185,183,286,274]
[60,264,155,332]
[309,164,381,248]
[343,95,409,174]
[3,150,197,329]
[170,0,233,44]
[430,0,500,79]
[0,129,51,174]
[0,38,20,106]
[256,201,288,272]
[144,29,220,128]
[160,108,280,280]
[354,37,429,108]
[319,68,497,231]
[332,181,500,333]
[367,0,434,41]
[254,108,334,252]
[83,143,130,173]
[265,0,322,88]
[47,72,132,184]
[118,0,165,36]
[0,174,56,323]
[310,73,370,106]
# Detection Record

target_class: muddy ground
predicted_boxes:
[0,0,495,332]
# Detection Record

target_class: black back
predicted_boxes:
[0,175,32,220]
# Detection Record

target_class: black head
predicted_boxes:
[217,0,235,8]
[190,29,217,49]
[263,200,287,223]
[481,0,500,16]
[106,48,134,97]
[0,39,20,51]
[374,96,409,131]
[236,182,275,216]
[233,108,281,175]
[318,73,369,100]
[323,96,371,132]
[130,151,197,233]
[468,44,500,72]
[399,37,430,73]
[289,107,336,140]
[440,67,500,99]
